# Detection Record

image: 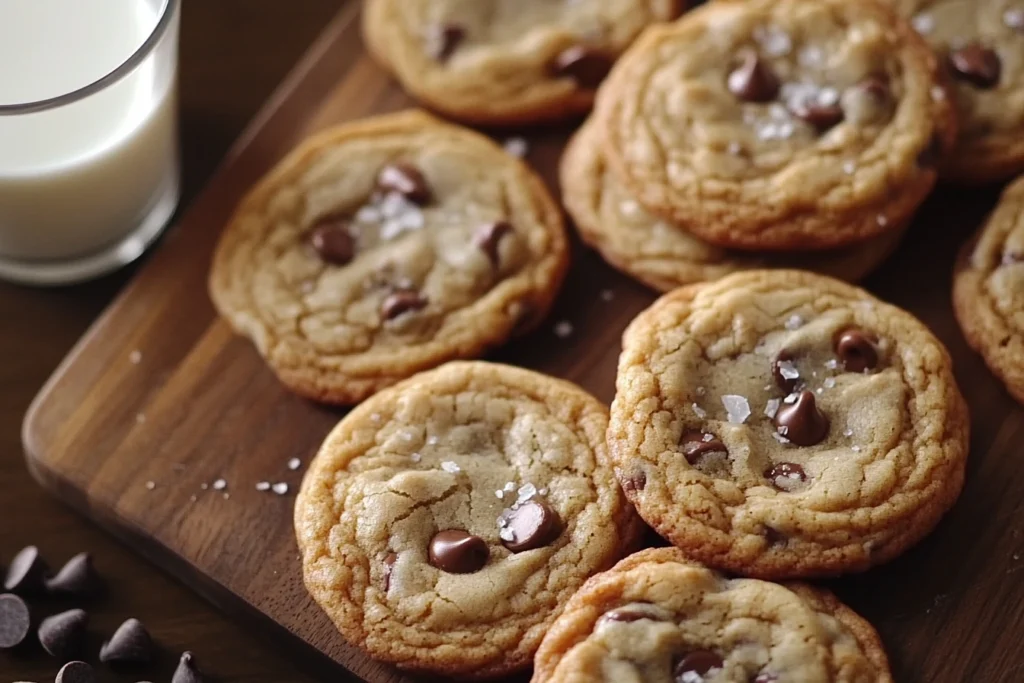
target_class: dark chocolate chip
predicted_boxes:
[309,217,355,266]
[4,545,47,594]
[727,51,779,102]
[680,430,727,464]
[172,651,206,683]
[474,221,514,267]
[428,530,489,573]
[0,594,30,649]
[501,500,562,553]
[46,553,102,598]
[552,45,612,89]
[39,608,89,660]
[949,43,1002,88]
[381,289,428,321]
[383,553,397,591]
[772,351,800,393]
[55,661,96,683]
[427,23,466,62]
[99,618,154,664]
[621,470,647,493]
[598,603,666,625]
[774,391,829,447]
[790,101,844,129]
[835,329,878,373]
[376,163,432,204]
[675,650,724,681]
[765,462,808,491]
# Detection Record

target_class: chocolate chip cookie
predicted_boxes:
[884,0,1024,182]
[209,111,568,405]
[532,548,894,683]
[593,0,956,251]
[561,120,907,291]
[954,175,1024,402]
[609,270,970,579]
[294,361,642,678]
[362,0,684,125]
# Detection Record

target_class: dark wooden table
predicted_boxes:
[0,2,358,680]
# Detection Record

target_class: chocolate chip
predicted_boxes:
[501,500,562,553]
[427,23,466,62]
[835,329,878,373]
[99,618,154,664]
[727,51,779,102]
[765,462,808,491]
[841,78,893,125]
[0,594,30,649]
[774,391,829,447]
[55,661,96,683]
[680,431,727,464]
[763,526,788,546]
[39,609,88,660]
[552,45,612,89]
[4,545,47,594]
[172,651,206,683]
[598,604,667,626]
[309,217,355,266]
[949,43,1002,88]
[383,553,397,591]
[428,530,489,573]
[381,289,428,321]
[790,101,844,129]
[376,163,431,204]
[473,221,513,266]
[621,470,647,493]
[46,553,102,598]
[674,650,724,681]
[772,351,800,393]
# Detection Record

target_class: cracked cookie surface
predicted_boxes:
[532,548,893,683]
[609,270,969,578]
[883,0,1024,181]
[560,120,906,291]
[362,0,683,125]
[593,0,956,251]
[294,361,641,678]
[954,175,1024,403]
[209,110,568,405]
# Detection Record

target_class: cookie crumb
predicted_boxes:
[441,461,461,474]
[721,395,751,424]
[129,350,142,364]
[287,458,301,470]
[503,137,529,158]
[272,482,289,495]
[553,321,574,338]
[256,482,271,492]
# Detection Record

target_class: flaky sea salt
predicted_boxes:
[499,527,516,542]
[777,360,800,381]
[843,428,854,437]
[785,315,804,331]
[496,490,504,499]
[427,435,439,446]
[554,321,574,338]
[772,432,792,444]
[212,479,227,491]
[145,481,156,490]
[825,359,839,370]
[722,395,751,424]
[783,393,798,404]
[410,452,422,463]
[764,398,781,419]
[441,461,461,474]
[256,482,271,492]
[517,483,538,504]
[287,458,301,470]
[911,12,935,34]
[504,481,516,493]
[600,289,615,302]
[824,377,837,389]
[843,160,857,175]
[876,214,889,227]
[852,445,862,453]
[272,482,289,495]
[692,403,707,419]
[129,350,142,364]
[755,24,792,56]
[503,137,529,158]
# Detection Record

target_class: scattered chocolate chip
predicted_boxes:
[680,431,727,464]
[790,101,844,129]
[841,77,893,125]
[501,500,563,553]
[55,661,96,683]
[46,553,102,598]
[473,221,514,266]
[99,618,154,664]
[0,594,30,649]
[309,217,355,265]
[427,23,466,62]
[834,329,878,373]
[39,609,89,660]
[376,163,432,204]
[727,51,779,102]
[428,530,489,573]
[598,603,667,625]
[381,289,428,321]
[383,553,397,591]
[765,462,808,491]
[772,351,800,393]
[675,650,724,681]
[774,391,829,447]
[172,651,206,683]
[552,45,612,89]
[4,545,47,594]
[621,470,647,493]
[949,43,1001,88]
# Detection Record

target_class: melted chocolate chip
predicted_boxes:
[473,221,513,266]
[599,604,665,625]
[680,430,727,464]
[675,650,724,681]
[765,462,808,490]
[774,391,829,447]
[552,45,612,89]
[772,351,800,393]
[727,51,779,102]
[791,101,845,129]
[835,329,878,373]
[501,500,562,553]
[428,23,466,62]
[309,217,355,265]
[428,530,489,573]
[376,163,432,204]
[621,470,647,493]
[381,289,428,321]
[949,43,1002,88]
[383,553,398,591]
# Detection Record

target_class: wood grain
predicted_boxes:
[19,3,1024,683]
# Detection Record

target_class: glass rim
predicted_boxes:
[0,0,179,115]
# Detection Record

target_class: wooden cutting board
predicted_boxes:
[22,2,1024,681]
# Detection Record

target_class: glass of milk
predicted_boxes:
[0,0,180,285]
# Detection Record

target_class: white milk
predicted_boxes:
[0,0,179,263]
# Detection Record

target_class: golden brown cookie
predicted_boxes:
[532,548,893,683]
[295,361,642,679]
[560,120,907,291]
[209,110,568,404]
[609,270,970,579]
[593,0,956,251]
[362,0,684,125]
